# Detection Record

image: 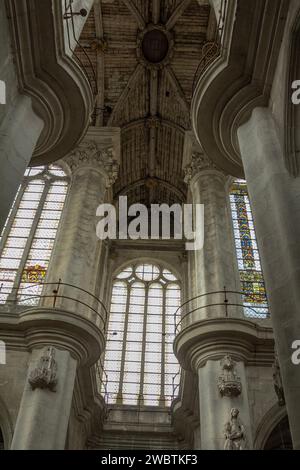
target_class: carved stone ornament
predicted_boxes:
[272,350,285,407]
[65,141,119,188]
[184,152,217,184]
[136,24,174,70]
[218,355,242,398]
[224,408,247,450]
[29,347,57,392]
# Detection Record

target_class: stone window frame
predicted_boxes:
[0,164,69,306]
[102,262,181,407]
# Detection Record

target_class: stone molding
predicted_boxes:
[191,0,289,176]
[0,308,105,367]
[6,0,93,165]
[174,317,274,371]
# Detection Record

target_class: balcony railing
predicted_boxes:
[0,280,108,333]
[174,288,270,335]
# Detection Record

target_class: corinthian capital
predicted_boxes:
[64,127,121,188]
[184,152,217,184]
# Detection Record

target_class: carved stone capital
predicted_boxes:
[65,141,119,188]
[184,152,218,184]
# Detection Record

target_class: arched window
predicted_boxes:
[230,179,269,317]
[102,263,181,407]
[0,165,68,305]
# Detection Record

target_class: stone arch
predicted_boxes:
[254,404,291,450]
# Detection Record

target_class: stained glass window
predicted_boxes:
[230,179,269,318]
[0,165,68,305]
[102,263,181,407]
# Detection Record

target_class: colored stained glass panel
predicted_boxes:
[230,180,269,318]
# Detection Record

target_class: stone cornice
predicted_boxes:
[191,0,289,177]
[0,308,105,367]
[174,317,274,371]
[6,0,94,165]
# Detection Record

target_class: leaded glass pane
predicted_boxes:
[0,165,68,305]
[102,263,181,408]
[230,180,269,318]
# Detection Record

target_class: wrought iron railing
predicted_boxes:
[174,288,270,335]
[0,280,108,332]
[171,371,181,404]
[192,0,228,94]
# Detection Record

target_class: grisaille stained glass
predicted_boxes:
[230,180,269,317]
[0,165,68,305]
[102,263,181,407]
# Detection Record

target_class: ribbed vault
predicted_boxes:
[77,0,213,203]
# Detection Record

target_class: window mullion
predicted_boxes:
[116,282,131,404]
[138,283,149,406]
[160,285,167,406]
[8,182,50,301]
[0,184,26,253]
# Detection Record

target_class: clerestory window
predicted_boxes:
[230,179,269,318]
[102,263,181,407]
[0,165,68,306]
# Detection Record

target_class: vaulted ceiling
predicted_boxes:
[77,0,213,205]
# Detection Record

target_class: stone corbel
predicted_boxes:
[29,347,58,392]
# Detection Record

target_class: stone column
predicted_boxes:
[43,127,120,326]
[182,132,242,322]
[174,318,263,450]
[10,305,104,450]
[237,107,300,449]
[198,357,252,450]
[11,347,76,450]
